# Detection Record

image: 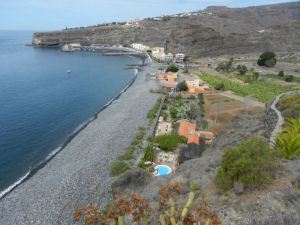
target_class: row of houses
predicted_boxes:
[156,72,211,94]
[152,47,185,62]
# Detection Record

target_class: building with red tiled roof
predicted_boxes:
[196,131,214,144]
[178,121,196,138]
[187,134,199,145]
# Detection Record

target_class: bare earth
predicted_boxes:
[0,60,160,225]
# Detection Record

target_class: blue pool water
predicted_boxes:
[155,165,171,175]
[0,30,140,196]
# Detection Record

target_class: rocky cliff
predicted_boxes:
[32,2,300,57]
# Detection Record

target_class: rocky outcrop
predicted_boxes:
[32,2,300,57]
[178,139,206,164]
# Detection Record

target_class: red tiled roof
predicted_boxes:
[187,134,199,145]
[178,121,196,138]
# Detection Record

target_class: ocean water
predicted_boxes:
[0,30,140,196]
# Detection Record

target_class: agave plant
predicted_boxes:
[275,117,300,159]
[282,117,300,133]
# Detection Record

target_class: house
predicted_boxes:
[131,43,147,51]
[187,134,199,145]
[175,53,185,62]
[156,122,172,136]
[178,121,196,138]
[196,131,214,144]
[186,78,200,87]
[152,47,165,58]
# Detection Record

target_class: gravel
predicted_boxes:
[0,60,161,225]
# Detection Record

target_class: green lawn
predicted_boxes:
[200,73,299,102]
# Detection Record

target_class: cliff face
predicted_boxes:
[32,2,300,57]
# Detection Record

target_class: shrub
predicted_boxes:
[278,70,284,77]
[257,51,277,67]
[275,118,300,159]
[147,98,162,120]
[265,58,277,68]
[155,132,181,151]
[118,146,135,160]
[137,159,147,169]
[215,137,279,192]
[177,81,188,91]
[109,161,130,177]
[285,75,295,82]
[166,64,179,72]
[169,107,178,119]
[161,103,167,110]
[186,104,198,120]
[236,65,248,75]
[277,94,300,119]
[143,143,156,161]
[161,112,168,120]
[215,83,225,91]
[202,119,209,129]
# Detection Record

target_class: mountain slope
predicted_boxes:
[32,2,300,57]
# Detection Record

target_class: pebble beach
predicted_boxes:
[0,59,161,225]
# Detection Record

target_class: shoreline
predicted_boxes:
[0,56,160,225]
[0,67,140,200]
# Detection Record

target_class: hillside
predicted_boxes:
[32,2,300,57]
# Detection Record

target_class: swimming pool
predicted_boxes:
[155,165,171,176]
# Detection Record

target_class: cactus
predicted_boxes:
[118,216,125,225]
[159,214,167,225]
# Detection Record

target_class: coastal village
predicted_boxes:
[3,2,300,225]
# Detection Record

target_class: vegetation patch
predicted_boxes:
[262,73,300,83]
[154,132,181,151]
[215,137,279,192]
[166,64,179,72]
[109,161,130,177]
[277,93,300,119]
[275,117,300,159]
[147,98,162,123]
[200,73,295,102]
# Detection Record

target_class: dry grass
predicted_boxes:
[203,94,261,134]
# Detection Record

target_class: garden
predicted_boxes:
[199,73,299,102]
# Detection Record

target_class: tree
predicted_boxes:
[186,104,198,120]
[169,107,178,119]
[257,51,277,67]
[285,75,295,82]
[216,58,235,75]
[177,81,188,91]
[236,65,248,75]
[166,64,179,72]
[215,83,225,90]
[278,70,284,77]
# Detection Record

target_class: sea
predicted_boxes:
[0,30,140,197]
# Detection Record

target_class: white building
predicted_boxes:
[175,53,185,62]
[131,43,147,51]
[152,47,165,58]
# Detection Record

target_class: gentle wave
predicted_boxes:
[0,171,30,199]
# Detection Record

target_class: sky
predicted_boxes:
[0,0,297,31]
